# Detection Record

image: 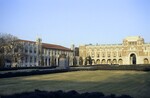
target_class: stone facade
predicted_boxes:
[10,38,74,67]
[79,36,150,65]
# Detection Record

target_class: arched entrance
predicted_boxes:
[144,58,149,64]
[112,59,117,65]
[118,59,123,65]
[92,59,95,65]
[101,59,106,64]
[130,53,136,64]
[107,59,111,65]
[96,59,100,64]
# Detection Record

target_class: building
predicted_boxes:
[10,38,74,67]
[79,36,150,65]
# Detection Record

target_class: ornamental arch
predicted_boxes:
[144,58,149,64]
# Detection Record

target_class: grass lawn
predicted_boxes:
[0,70,150,98]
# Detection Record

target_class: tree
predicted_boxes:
[0,33,24,67]
[88,56,92,65]
[73,57,77,66]
[85,56,92,65]
[79,57,83,65]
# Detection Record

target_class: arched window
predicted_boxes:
[144,58,149,64]
[92,59,95,65]
[101,59,106,64]
[112,59,117,65]
[96,59,100,64]
[118,59,123,65]
[107,59,111,65]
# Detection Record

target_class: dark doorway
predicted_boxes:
[130,54,136,64]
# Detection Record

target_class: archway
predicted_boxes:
[92,59,95,65]
[96,59,100,64]
[144,58,149,64]
[101,59,106,64]
[73,57,77,66]
[107,59,111,65]
[130,53,136,64]
[112,59,117,65]
[118,59,123,65]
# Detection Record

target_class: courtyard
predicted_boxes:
[0,70,150,98]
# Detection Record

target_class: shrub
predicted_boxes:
[0,69,69,78]
[0,66,56,71]
[70,64,150,71]
[0,90,133,98]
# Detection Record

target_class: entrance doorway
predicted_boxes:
[130,54,136,64]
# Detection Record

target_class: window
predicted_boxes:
[107,52,111,57]
[30,47,32,53]
[15,58,17,62]
[34,57,36,63]
[30,57,32,63]
[25,57,28,63]
[102,53,105,57]
[14,48,18,52]
[113,52,116,57]
[25,48,28,53]
[119,53,122,57]
[34,48,36,53]
[97,54,100,58]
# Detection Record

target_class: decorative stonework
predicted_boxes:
[79,36,150,65]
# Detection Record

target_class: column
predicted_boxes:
[47,57,49,66]
[27,56,30,67]
[56,57,59,66]
[44,56,46,66]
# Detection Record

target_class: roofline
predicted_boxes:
[17,39,72,51]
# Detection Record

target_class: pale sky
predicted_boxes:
[0,0,150,48]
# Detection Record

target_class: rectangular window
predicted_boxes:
[113,52,116,57]
[102,53,105,57]
[30,57,32,63]
[97,54,99,58]
[30,47,32,53]
[119,53,122,57]
[34,48,36,53]
[34,57,36,63]
[25,57,28,63]
[15,58,17,62]
[108,54,110,57]
[25,48,28,53]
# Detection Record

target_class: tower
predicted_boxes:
[71,44,75,56]
[36,38,42,66]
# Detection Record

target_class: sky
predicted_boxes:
[0,0,150,48]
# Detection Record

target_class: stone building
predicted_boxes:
[79,36,150,65]
[10,38,74,67]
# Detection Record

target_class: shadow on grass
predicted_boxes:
[0,71,150,98]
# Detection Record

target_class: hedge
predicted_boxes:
[0,69,69,78]
[0,66,56,71]
[1,65,150,78]
[70,64,150,71]
[0,89,133,98]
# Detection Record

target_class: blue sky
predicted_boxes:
[0,0,150,47]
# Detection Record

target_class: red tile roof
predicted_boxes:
[17,39,72,51]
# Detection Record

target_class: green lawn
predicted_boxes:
[0,70,150,98]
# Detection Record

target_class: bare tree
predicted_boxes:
[0,33,25,67]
